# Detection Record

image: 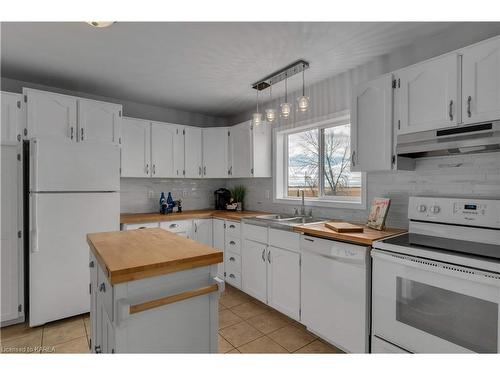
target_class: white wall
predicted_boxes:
[228,23,500,228]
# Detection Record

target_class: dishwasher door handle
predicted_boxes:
[302,248,365,266]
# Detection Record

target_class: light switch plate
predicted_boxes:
[148,190,155,198]
[265,190,271,199]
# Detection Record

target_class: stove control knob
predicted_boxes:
[430,205,440,214]
[417,204,427,213]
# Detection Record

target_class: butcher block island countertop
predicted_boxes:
[293,222,406,246]
[120,209,267,224]
[87,227,223,284]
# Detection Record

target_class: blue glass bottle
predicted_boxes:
[159,192,167,214]
[167,192,174,213]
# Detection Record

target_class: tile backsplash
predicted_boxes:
[120,178,227,213]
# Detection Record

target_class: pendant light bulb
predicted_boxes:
[265,83,277,123]
[252,89,263,126]
[297,65,310,113]
[281,73,291,119]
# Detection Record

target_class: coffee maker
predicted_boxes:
[214,188,231,210]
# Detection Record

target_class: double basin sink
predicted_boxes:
[242,214,325,231]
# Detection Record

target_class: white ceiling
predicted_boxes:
[1,22,457,117]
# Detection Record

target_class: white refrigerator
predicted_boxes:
[28,136,120,327]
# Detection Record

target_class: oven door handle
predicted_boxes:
[371,249,500,287]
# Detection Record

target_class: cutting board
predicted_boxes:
[325,222,364,233]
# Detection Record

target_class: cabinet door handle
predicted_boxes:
[95,345,102,354]
[70,126,74,140]
[467,96,472,118]
[204,166,206,175]
[267,249,271,263]
[99,283,106,293]
[261,249,266,262]
[152,164,156,175]
[449,100,453,121]
[229,256,235,262]
[145,164,149,175]
[194,223,198,233]
[89,261,94,268]
[228,166,232,175]
[198,166,202,176]
[351,150,356,166]
[81,127,84,141]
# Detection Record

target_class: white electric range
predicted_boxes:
[371,196,500,353]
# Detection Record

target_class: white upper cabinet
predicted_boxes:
[229,121,252,178]
[184,126,203,178]
[25,88,77,141]
[77,99,122,145]
[396,53,459,134]
[150,122,184,178]
[351,74,393,171]
[228,121,271,178]
[1,92,23,144]
[202,127,229,178]
[461,36,500,124]
[121,117,151,177]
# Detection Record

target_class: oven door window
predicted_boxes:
[396,277,498,353]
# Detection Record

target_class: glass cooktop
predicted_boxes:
[381,233,500,261]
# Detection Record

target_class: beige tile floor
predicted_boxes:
[0,285,343,354]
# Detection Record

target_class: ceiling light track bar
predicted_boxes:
[252,59,309,91]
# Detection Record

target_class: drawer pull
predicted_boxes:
[95,345,102,354]
[304,237,314,242]
[129,282,221,315]
[99,283,106,293]
[229,274,235,279]
[89,261,94,268]
[229,240,236,245]
[229,225,236,229]
[169,223,178,228]
[229,257,235,262]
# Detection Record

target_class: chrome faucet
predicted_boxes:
[297,189,306,216]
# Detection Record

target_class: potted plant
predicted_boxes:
[230,185,246,211]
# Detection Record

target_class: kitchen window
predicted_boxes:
[274,112,365,209]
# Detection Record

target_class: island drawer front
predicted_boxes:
[269,228,300,252]
[160,220,191,233]
[97,265,113,321]
[225,270,241,289]
[123,222,159,230]
[243,223,268,244]
[225,252,241,273]
[225,220,241,237]
[225,236,241,254]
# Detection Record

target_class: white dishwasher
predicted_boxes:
[300,235,370,353]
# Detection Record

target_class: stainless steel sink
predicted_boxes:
[255,214,297,221]
[245,214,325,230]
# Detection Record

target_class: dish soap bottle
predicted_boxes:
[159,192,167,214]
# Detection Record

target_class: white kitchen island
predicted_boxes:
[87,228,224,353]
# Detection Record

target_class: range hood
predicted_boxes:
[397,121,500,158]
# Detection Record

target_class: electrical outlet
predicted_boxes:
[182,190,188,198]
[265,190,271,199]
[148,190,155,199]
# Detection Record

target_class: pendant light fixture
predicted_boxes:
[252,89,263,126]
[265,83,277,123]
[280,73,292,119]
[297,63,310,112]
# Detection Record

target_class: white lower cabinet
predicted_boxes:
[89,250,220,353]
[193,219,213,246]
[241,239,267,303]
[160,220,193,238]
[267,246,300,321]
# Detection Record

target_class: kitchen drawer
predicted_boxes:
[225,236,241,255]
[160,219,192,234]
[269,228,300,252]
[243,223,268,244]
[122,222,159,230]
[225,220,241,237]
[225,252,241,273]
[97,265,113,321]
[225,270,241,289]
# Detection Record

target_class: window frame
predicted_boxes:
[273,111,367,210]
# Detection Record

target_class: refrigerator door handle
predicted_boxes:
[30,193,39,253]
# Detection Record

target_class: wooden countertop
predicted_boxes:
[87,228,223,284]
[293,222,406,246]
[120,210,268,224]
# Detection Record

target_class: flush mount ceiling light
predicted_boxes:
[251,59,309,123]
[86,21,115,28]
